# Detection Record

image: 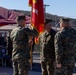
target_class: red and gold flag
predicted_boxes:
[28,0,44,33]
[28,0,44,44]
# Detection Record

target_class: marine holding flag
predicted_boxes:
[10,15,38,75]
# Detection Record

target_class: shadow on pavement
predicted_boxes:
[30,63,41,72]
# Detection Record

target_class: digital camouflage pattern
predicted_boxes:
[10,25,38,75]
[13,58,29,75]
[54,27,76,75]
[39,29,56,75]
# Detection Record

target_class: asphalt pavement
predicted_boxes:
[0,53,76,75]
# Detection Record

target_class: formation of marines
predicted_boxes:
[10,15,76,75]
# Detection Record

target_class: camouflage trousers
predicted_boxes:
[55,63,75,75]
[13,59,30,75]
[41,60,55,75]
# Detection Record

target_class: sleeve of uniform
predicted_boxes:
[10,30,13,41]
[24,28,39,37]
[54,32,63,64]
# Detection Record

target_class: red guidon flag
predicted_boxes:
[28,0,44,44]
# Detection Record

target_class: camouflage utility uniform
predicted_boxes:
[39,29,56,75]
[10,25,38,75]
[55,27,76,75]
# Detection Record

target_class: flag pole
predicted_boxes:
[30,8,33,69]
[28,0,33,70]
[30,44,33,70]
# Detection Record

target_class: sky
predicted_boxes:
[0,0,76,19]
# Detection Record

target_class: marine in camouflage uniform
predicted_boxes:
[10,16,38,75]
[54,18,76,75]
[39,19,56,75]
